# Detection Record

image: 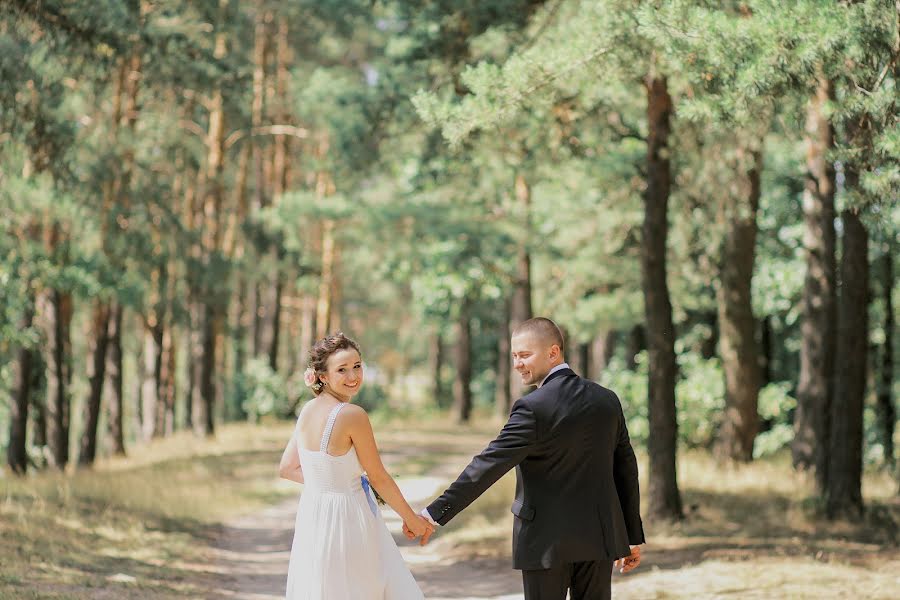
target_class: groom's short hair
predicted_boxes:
[512,317,565,352]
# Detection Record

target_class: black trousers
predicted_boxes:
[521,560,613,600]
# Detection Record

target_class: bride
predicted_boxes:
[278,332,432,599]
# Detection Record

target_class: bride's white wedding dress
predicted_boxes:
[285,403,424,600]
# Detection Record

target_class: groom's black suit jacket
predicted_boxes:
[427,368,645,570]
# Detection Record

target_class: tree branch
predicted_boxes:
[223,125,310,150]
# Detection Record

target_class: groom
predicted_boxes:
[408,317,644,600]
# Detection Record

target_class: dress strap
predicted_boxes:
[320,403,346,453]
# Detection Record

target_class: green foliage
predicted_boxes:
[754,382,797,459]
[237,358,292,423]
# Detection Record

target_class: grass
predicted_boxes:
[0,423,298,599]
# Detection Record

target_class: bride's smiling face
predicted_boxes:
[320,348,364,398]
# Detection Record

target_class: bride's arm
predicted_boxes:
[346,406,432,535]
[279,436,304,484]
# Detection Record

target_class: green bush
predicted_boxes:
[601,352,727,448]
[754,382,797,458]
[237,358,291,422]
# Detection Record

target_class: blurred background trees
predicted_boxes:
[1,0,897,522]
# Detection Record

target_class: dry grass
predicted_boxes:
[0,422,298,599]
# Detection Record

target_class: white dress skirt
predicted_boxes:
[285,404,424,600]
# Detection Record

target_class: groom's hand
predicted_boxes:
[615,545,642,573]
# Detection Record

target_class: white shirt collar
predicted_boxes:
[539,362,571,387]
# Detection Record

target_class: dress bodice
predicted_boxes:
[297,403,364,494]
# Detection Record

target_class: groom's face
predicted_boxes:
[511,332,560,387]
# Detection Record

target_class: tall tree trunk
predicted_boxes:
[509,172,533,401]
[160,324,177,435]
[299,295,316,363]
[152,308,167,436]
[269,276,284,371]
[714,148,763,463]
[575,342,591,379]
[266,17,291,371]
[793,77,837,488]
[826,205,869,519]
[876,246,895,468]
[188,303,202,432]
[495,299,512,415]
[106,304,126,456]
[200,305,218,436]
[249,9,269,357]
[37,282,72,469]
[8,304,36,475]
[643,73,683,520]
[141,321,161,440]
[79,302,112,466]
[30,362,48,467]
[316,219,336,339]
[194,2,229,436]
[430,328,447,409]
[78,56,126,467]
[592,330,617,377]
[453,299,473,423]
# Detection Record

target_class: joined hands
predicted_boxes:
[402,515,435,546]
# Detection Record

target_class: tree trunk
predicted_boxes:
[626,324,646,370]
[495,300,512,415]
[199,305,218,436]
[79,301,112,466]
[316,219,336,339]
[509,172,533,401]
[876,246,894,468]
[592,330,617,377]
[194,2,228,437]
[714,148,763,463]
[299,295,316,362]
[30,361,48,467]
[106,303,126,456]
[453,299,473,423]
[269,276,284,371]
[152,318,167,436]
[37,285,72,469]
[698,311,718,359]
[642,74,683,520]
[188,302,201,431]
[265,17,291,372]
[826,206,869,519]
[8,304,36,475]
[430,329,447,409]
[140,313,164,440]
[793,77,837,488]
[574,342,591,379]
[160,321,177,435]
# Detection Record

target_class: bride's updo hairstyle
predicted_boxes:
[307,332,361,396]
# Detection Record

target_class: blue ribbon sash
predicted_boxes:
[360,475,378,516]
